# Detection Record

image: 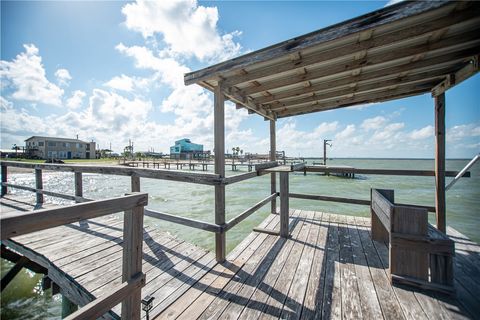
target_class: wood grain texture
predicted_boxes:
[435,92,446,232]
[2,196,476,320]
[279,172,289,238]
[214,85,226,262]
[1,193,148,239]
[270,119,277,215]
[35,169,44,204]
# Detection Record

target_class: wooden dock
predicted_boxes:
[1,195,479,319]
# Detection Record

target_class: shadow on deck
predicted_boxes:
[1,196,479,319]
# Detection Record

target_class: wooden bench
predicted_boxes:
[370,188,455,294]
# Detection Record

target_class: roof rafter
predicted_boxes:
[277,83,436,118]
[222,6,479,89]
[241,28,480,96]
[254,60,462,105]
[184,1,480,119]
[267,73,448,110]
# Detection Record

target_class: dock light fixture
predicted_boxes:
[142,295,155,320]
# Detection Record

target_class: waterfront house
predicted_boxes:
[25,136,96,159]
[169,138,209,160]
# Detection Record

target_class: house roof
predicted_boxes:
[25,136,91,144]
[184,1,479,119]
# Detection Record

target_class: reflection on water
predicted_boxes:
[1,159,479,319]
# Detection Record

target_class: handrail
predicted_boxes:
[225,193,277,231]
[1,193,148,239]
[145,208,222,233]
[65,273,145,320]
[445,154,479,191]
[289,192,436,212]
[1,193,148,319]
[298,166,470,177]
[0,161,222,185]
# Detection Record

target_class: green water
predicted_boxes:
[1,158,479,319]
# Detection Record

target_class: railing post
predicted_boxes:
[279,172,289,238]
[270,120,277,214]
[74,172,82,202]
[121,203,145,319]
[1,165,7,196]
[131,176,140,192]
[214,85,226,262]
[35,169,44,204]
[434,92,446,233]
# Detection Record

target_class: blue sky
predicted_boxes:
[1,0,479,158]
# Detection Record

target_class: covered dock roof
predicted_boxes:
[185,0,479,120]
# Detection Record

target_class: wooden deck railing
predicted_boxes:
[0,159,471,262]
[0,193,148,319]
[0,161,278,262]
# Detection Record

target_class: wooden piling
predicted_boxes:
[74,172,82,201]
[35,169,44,204]
[214,85,226,262]
[121,205,144,319]
[131,176,140,192]
[434,92,446,232]
[62,295,78,318]
[270,120,277,214]
[1,165,7,196]
[279,172,289,237]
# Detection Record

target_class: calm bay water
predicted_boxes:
[1,158,479,319]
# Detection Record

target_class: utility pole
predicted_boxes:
[323,139,332,165]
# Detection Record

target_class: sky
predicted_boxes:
[1,0,479,158]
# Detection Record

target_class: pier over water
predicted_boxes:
[2,194,479,319]
[2,1,480,318]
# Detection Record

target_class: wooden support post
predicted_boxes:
[131,176,140,192]
[61,295,78,318]
[270,120,277,214]
[434,93,446,233]
[74,172,82,201]
[1,256,29,292]
[1,165,7,196]
[121,205,144,319]
[35,169,44,204]
[214,85,226,262]
[279,172,289,238]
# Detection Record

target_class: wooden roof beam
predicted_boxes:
[218,7,480,88]
[255,59,463,105]
[221,86,275,120]
[432,55,479,97]
[184,1,459,86]
[277,83,435,118]
[241,28,480,96]
[267,74,448,110]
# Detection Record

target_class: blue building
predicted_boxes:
[169,138,208,160]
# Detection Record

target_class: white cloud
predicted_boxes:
[346,103,379,111]
[335,124,356,140]
[66,90,86,109]
[370,122,404,142]
[121,0,242,62]
[89,89,152,128]
[0,44,64,106]
[277,120,338,155]
[55,68,72,86]
[447,124,480,142]
[361,116,386,131]
[104,74,135,92]
[116,43,188,88]
[409,125,433,140]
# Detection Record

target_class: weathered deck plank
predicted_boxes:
[345,215,383,320]
[1,195,479,320]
